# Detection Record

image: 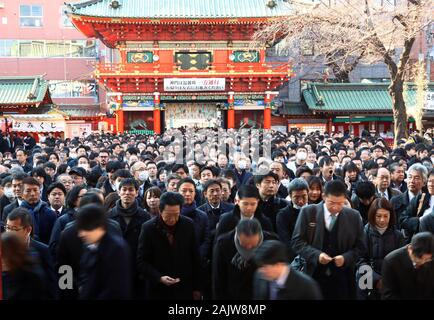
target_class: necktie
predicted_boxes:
[329,214,337,231]
[269,281,279,300]
[55,210,60,216]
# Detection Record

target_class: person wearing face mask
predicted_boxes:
[276,178,309,261]
[0,175,14,218]
[287,145,309,177]
[76,155,91,172]
[130,161,152,200]
[270,161,292,199]
[232,153,253,186]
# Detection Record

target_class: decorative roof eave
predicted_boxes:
[310,109,393,114]
[70,14,282,23]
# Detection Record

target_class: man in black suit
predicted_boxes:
[198,179,234,239]
[5,207,58,299]
[253,240,322,300]
[390,163,427,224]
[76,204,132,300]
[215,185,273,240]
[137,191,202,300]
[276,178,309,261]
[2,172,27,222]
[292,180,366,300]
[255,171,289,231]
[382,232,434,300]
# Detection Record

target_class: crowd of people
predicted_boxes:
[1,127,434,300]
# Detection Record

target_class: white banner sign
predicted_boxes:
[164,78,225,92]
[12,120,65,132]
[424,91,434,110]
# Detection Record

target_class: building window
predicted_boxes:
[20,4,43,27]
[0,40,15,56]
[60,6,74,28]
[0,40,97,57]
[49,80,97,98]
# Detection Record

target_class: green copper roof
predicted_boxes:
[303,82,434,112]
[0,76,51,106]
[66,0,291,19]
[281,101,313,115]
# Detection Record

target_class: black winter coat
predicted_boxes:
[137,216,202,300]
[276,203,301,261]
[56,220,122,300]
[215,205,274,241]
[212,230,278,300]
[108,201,151,298]
[78,232,132,300]
[259,196,289,231]
[357,224,405,299]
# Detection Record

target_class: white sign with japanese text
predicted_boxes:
[12,120,65,132]
[424,91,434,110]
[164,78,225,92]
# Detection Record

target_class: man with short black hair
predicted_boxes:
[292,180,366,299]
[137,192,202,300]
[2,172,27,222]
[389,162,407,193]
[15,148,32,173]
[77,204,132,300]
[351,181,378,225]
[6,207,58,299]
[178,178,210,263]
[108,178,150,298]
[216,185,273,240]
[46,182,69,216]
[17,177,57,244]
[255,171,289,231]
[382,232,434,299]
[318,156,338,185]
[253,240,322,300]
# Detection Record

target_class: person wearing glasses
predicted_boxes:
[4,207,58,299]
[292,180,366,300]
[382,232,434,300]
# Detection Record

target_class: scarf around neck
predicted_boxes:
[231,229,263,270]
[115,199,138,218]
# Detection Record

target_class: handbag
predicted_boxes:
[290,209,317,273]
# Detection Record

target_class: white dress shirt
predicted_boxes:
[422,196,434,217]
[408,191,417,203]
[324,203,340,230]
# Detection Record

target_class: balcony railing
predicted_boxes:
[97,61,290,75]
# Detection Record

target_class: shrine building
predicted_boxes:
[66,0,292,133]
